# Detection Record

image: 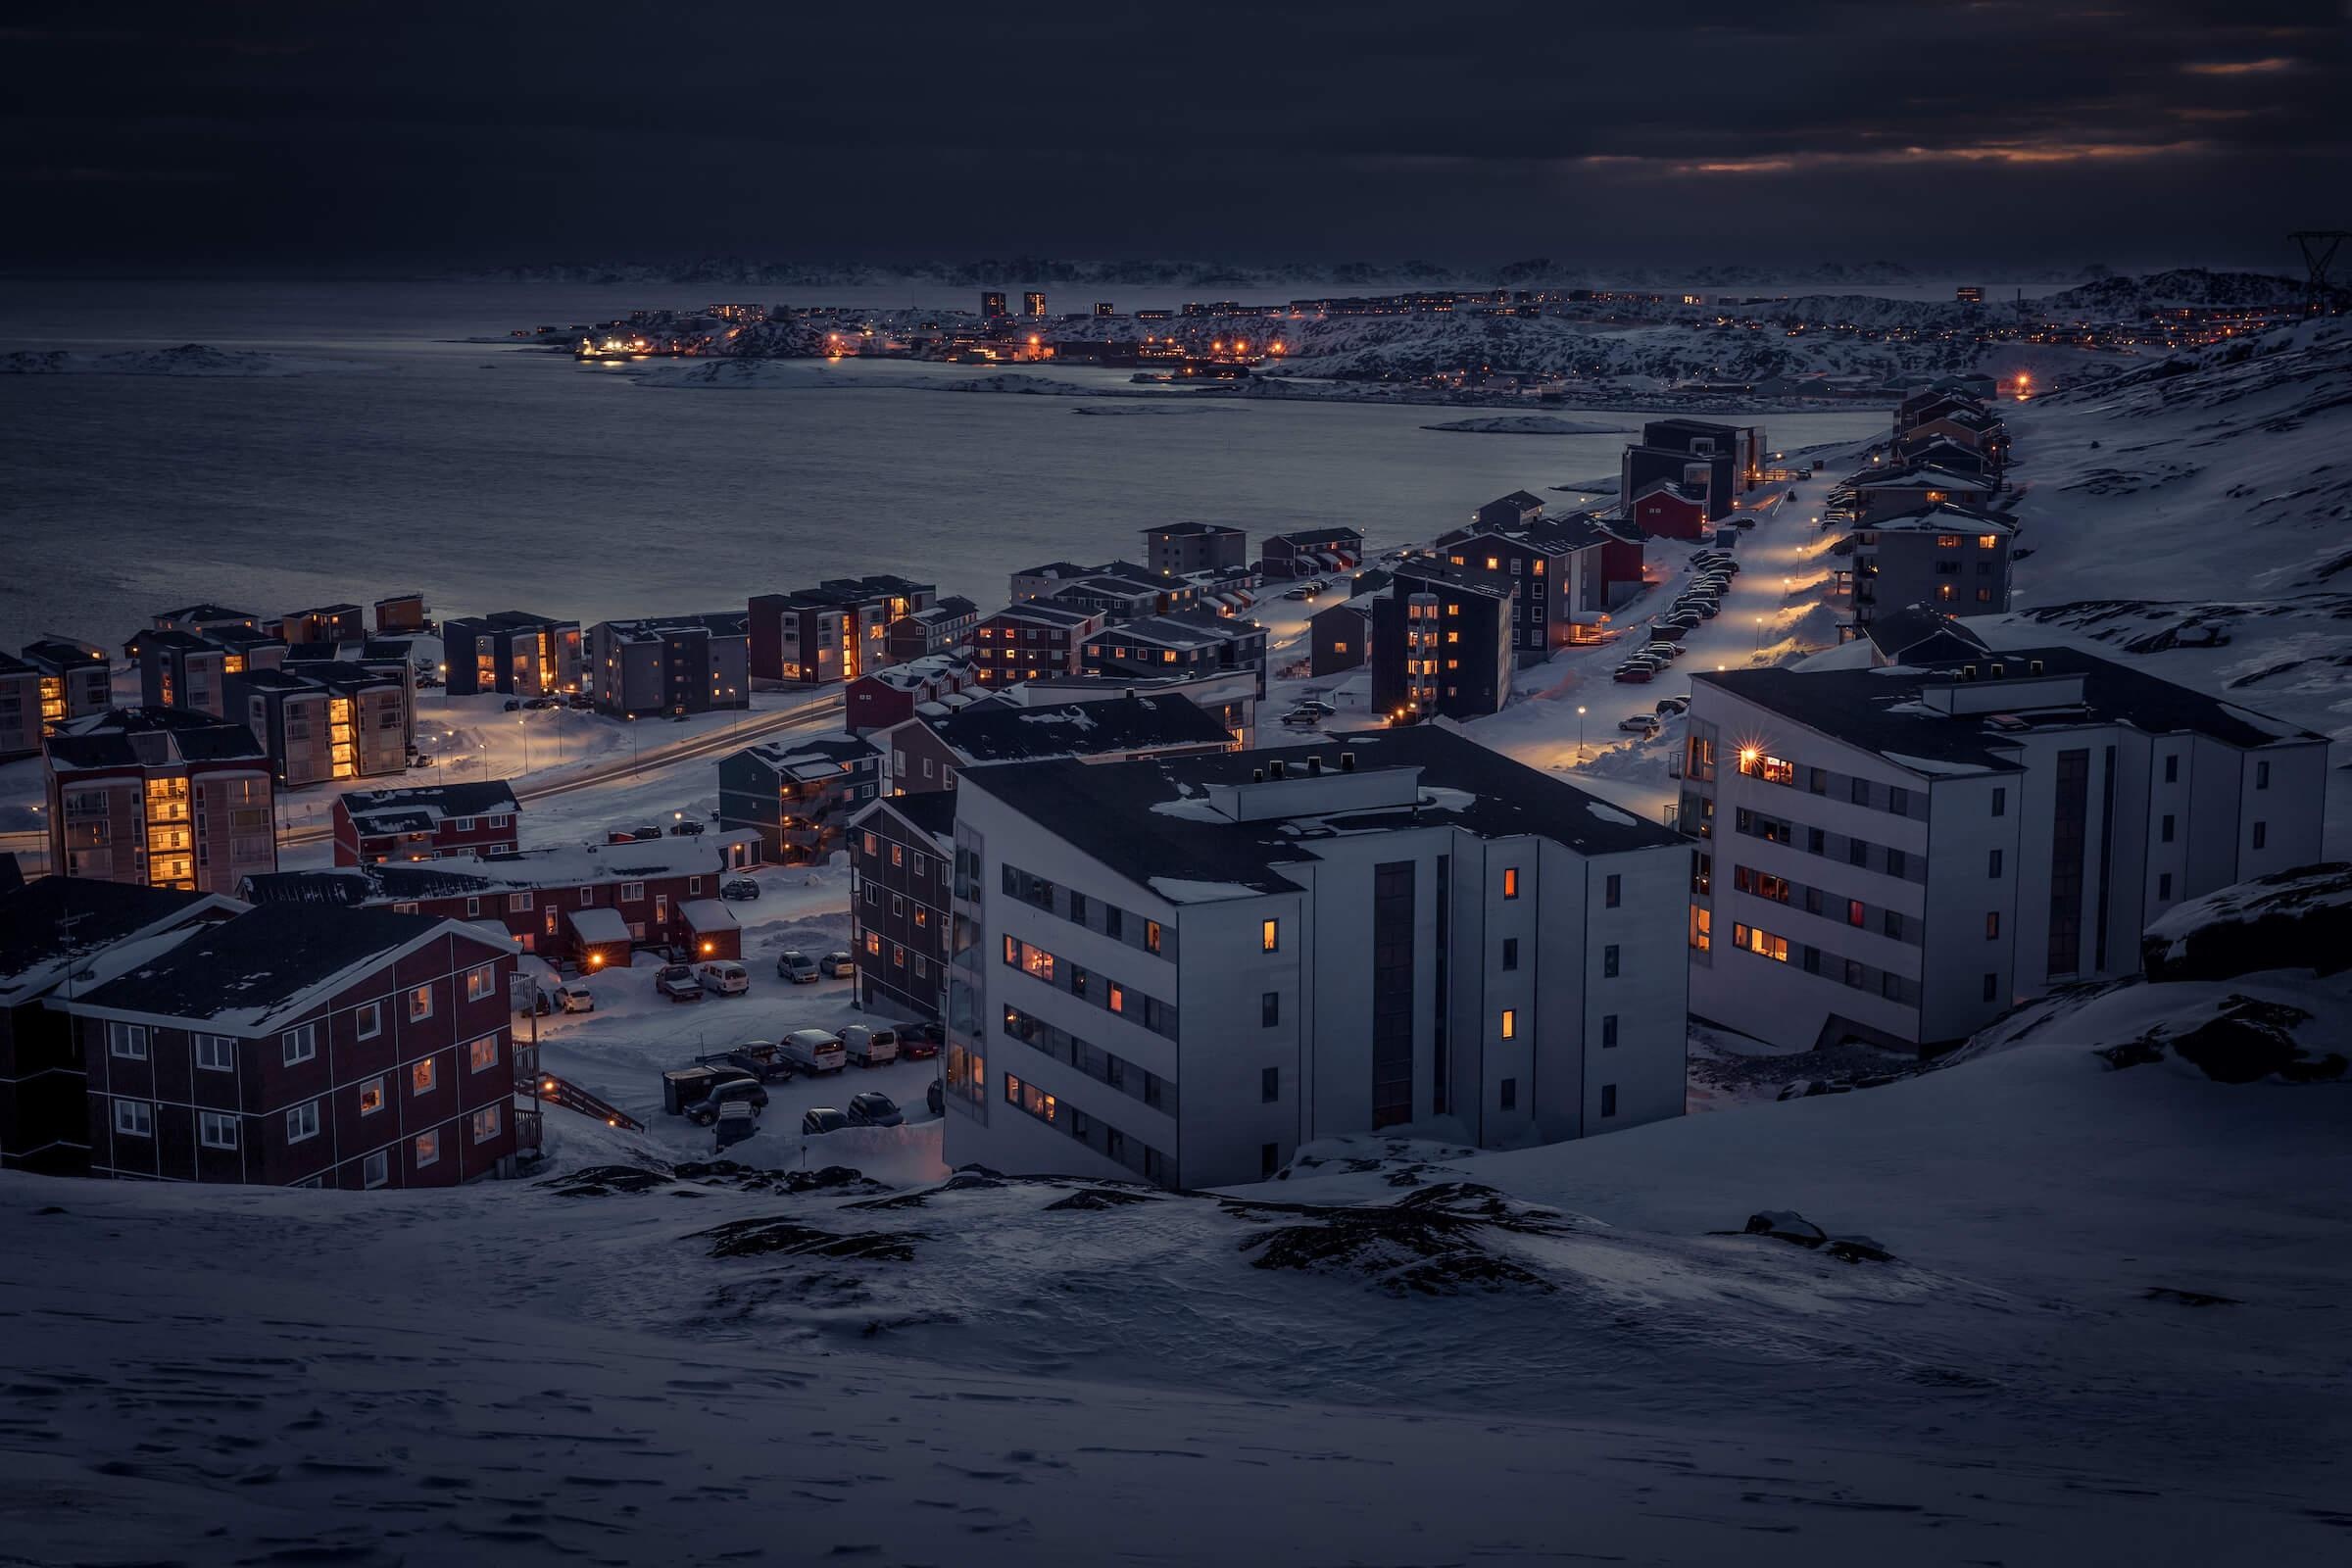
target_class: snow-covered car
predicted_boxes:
[555,979,596,1013]
[846,1092,905,1128]
[801,1107,850,1136]
[1619,713,1663,736]
[566,694,596,710]
[775,950,819,984]
[719,878,760,902]
[685,1076,768,1126]
[1654,695,1691,717]
[655,964,704,1004]
[1280,586,1314,602]
[694,959,750,997]
[1642,640,1683,660]
[842,1024,898,1068]
[819,950,855,979]
[502,699,522,711]
[782,1028,847,1075]
[522,696,561,710]
[1296,698,1338,717]
[630,825,662,841]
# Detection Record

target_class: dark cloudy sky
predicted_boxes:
[5,0,2347,274]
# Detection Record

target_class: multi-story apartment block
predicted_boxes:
[0,878,240,1176]
[881,693,1233,796]
[1680,645,2328,1053]
[440,611,582,698]
[717,734,884,864]
[1143,522,1249,578]
[0,653,40,762]
[1257,526,1364,580]
[848,792,956,1021]
[276,603,367,647]
[882,595,979,663]
[229,662,411,785]
[748,576,935,687]
[241,832,761,966]
[940,728,1690,1190]
[60,906,521,1188]
[587,612,750,718]
[138,624,292,718]
[333,780,521,865]
[1830,462,2000,525]
[373,592,430,636]
[1369,562,1516,720]
[847,653,983,736]
[1079,611,1266,687]
[22,638,113,732]
[1847,503,2015,626]
[43,709,277,895]
[1016,667,1261,748]
[1433,508,1636,662]
[971,602,1104,688]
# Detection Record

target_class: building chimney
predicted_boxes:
[1270,759,1287,779]
[1341,752,1356,772]
[1307,756,1323,776]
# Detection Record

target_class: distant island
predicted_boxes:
[1421,416,1631,435]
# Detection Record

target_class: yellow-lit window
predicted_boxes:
[1500,1008,1517,1040]
[1502,867,1520,900]
[1145,920,1162,955]
[1486,557,1499,571]
[1446,604,1460,616]
[1260,919,1279,953]
[1690,906,1712,952]
[1978,534,1999,550]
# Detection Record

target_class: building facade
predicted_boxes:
[230,662,411,785]
[64,906,521,1189]
[333,781,521,865]
[44,709,277,895]
[716,734,884,863]
[1369,563,1516,720]
[441,611,583,698]
[1848,504,2015,626]
[849,793,956,1021]
[971,602,1103,688]
[588,612,750,718]
[749,576,935,687]
[1258,526,1364,580]
[1680,649,2328,1053]
[940,730,1690,1190]
[1143,522,1249,578]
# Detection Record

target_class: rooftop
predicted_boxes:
[960,727,1684,904]
[1392,560,1517,600]
[1864,606,1991,664]
[1267,525,1365,547]
[597,611,749,641]
[341,780,519,835]
[46,708,270,772]
[739,732,880,781]
[446,610,578,631]
[240,831,764,906]
[855,789,958,846]
[155,604,257,624]
[988,602,1099,629]
[1150,522,1246,539]
[1860,501,2015,535]
[1695,646,2323,776]
[0,879,224,1004]
[930,693,1230,765]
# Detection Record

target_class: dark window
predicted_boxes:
[1983,972,1998,1002]
[1069,891,1087,925]
[2046,748,2090,979]
[2253,821,2267,850]
[1600,1084,1617,1117]
[1988,848,2003,878]
[1883,909,1902,941]
[1260,1067,1279,1103]
[1105,906,1123,940]
[1370,860,1416,1129]
[2160,814,2175,844]
[1601,1013,1618,1049]
[1261,1143,1280,1178]
[2158,872,2173,900]
[1848,838,1868,867]
[1261,991,1280,1026]
[1808,767,1827,795]
[1992,787,2006,817]
[1499,1077,1517,1111]
[2256,760,2269,791]
[1881,971,1901,1000]
[1849,777,1869,807]
[2163,755,2178,784]
[1888,786,1909,815]
[1803,886,1823,915]
[1602,944,1621,978]
[1604,874,1621,908]
[1844,958,1865,988]
[1802,945,1821,975]
[1808,826,1826,855]
[1500,938,1518,971]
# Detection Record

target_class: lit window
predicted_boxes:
[1500,1008,1517,1040]
[1146,920,1162,955]
[465,963,497,1003]
[360,1077,385,1115]
[1260,918,1279,953]
[468,1036,500,1073]
[416,1130,440,1168]
[1502,867,1519,900]
[471,1104,503,1144]
[413,1057,436,1095]
[407,984,433,1021]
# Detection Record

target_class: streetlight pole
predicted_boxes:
[1577,705,1587,764]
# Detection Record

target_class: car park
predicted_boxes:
[819,950,855,979]
[654,964,704,1004]
[846,1092,905,1128]
[694,959,750,997]
[719,878,760,902]
[841,1024,899,1068]
[775,950,819,984]
[801,1106,850,1136]
[782,1028,848,1075]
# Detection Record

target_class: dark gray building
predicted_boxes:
[588,612,750,718]
[1142,522,1249,579]
[717,731,883,864]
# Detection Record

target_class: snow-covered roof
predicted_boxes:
[679,899,739,933]
[568,906,631,944]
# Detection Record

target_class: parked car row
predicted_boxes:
[1615,550,1739,684]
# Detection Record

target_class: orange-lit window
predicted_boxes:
[1978,534,1999,550]
[1500,1008,1517,1040]
[1502,867,1520,900]
[1689,906,1712,952]
[1260,919,1279,953]
[412,1057,436,1094]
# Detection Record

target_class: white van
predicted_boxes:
[840,1023,899,1068]
[781,1028,848,1075]
[695,959,750,997]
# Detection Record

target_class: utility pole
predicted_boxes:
[2290,230,2350,317]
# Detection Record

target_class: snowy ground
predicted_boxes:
[4,960,2345,1564]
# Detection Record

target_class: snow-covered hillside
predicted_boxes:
[5,932,2344,1564]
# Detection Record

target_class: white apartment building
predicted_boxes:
[940,727,1691,1190]
[1681,645,2328,1052]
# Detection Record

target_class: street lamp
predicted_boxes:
[1577,705,1587,764]
[518,714,530,775]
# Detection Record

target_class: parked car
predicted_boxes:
[802,1107,850,1136]
[1655,695,1691,716]
[1642,642,1682,662]
[1651,621,1694,642]
[655,964,704,1004]
[567,693,596,710]
[555,978,596,1013]
[719,878,760,903]
[846,1091,905,1128]
[523,696,561,710]
[662,1065,729,1115]
[1687,599,1722,618]
[1619,713,1663,736]
[630,825,662,841]
[842,1024,899,1068]
[1280,708,1323,727]
[668,819,706,836]
[1732,515,1757,529]
[775,950,819,984]
[782,1028,847,1074]
[694,959,750,997]
[1296,698,1338,717]
[1613,663,1656,684]
[1281,586,1313,602]
[897,1020,944,1059]
[697,1043,795,1083]
[686,1076,768,1126]
[416,675,444,690]
[502,699,522,711]
[712,1100,760,1151]
[926,1077,945,1117]
[819,950,855,979]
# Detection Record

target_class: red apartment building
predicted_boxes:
[970,602,1104,688]
[846,653,982,736]
[62,905,521,1189]
[333,780,521,865]
[847,792,956,1021]
[749,575,936,687]
[44,708,278,896]
[239,831,760,968]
